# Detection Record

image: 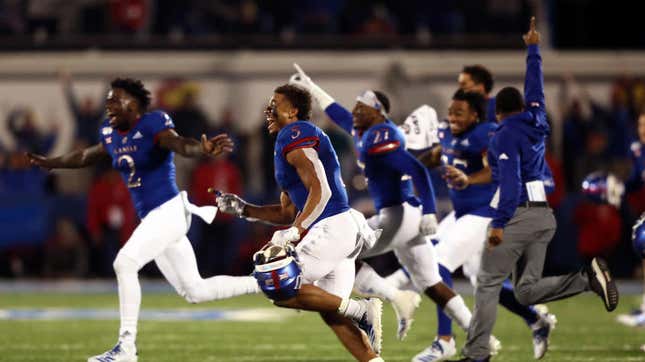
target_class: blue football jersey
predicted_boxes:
[438,121,497,218]
[100,111,179,218]
[356,120,425,212]
[274,121,350,228]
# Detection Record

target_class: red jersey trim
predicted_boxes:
[282,137,320,156]
[367,141,401,155]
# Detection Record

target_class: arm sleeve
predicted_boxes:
[491,135,522,228]
[525,45,545,112]
[377,147,437,214]
[324,102,354,134]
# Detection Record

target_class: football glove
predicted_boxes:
[270,226,301,247]
[215,192,248,217]
[419,214,438,236]
[288,63,335,109]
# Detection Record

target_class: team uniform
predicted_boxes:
[90,111,259,362]
[324,101,444,293]
[273,120,376,298]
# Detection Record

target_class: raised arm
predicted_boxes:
[156,129,233,158]
[523,17,545,111]
[289,64,353,133]
[27,143,110,169]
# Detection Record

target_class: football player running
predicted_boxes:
[216,84,384,362]
[27,78,262,362]
[288,65,477,350]
[396,90,557,361]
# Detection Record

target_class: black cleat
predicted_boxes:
[588,257,619,312]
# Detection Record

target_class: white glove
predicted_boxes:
[419,214,438,236]
[288,63,335,109]
[215,192,248,217]
[606,173,625,208]
[270,226,301,247]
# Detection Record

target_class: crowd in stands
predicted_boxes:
[0,72,644,281]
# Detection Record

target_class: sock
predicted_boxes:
[114,255,141,344]
[499,280,539,326]
[368,358,385,362]
[443,295,472,331]
[355,263,398,301]
[436,264,454,336]
[205,275,261,299]
[338,298,367,321]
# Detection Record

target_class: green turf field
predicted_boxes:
[1,292,645,361]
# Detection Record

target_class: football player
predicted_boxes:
[288,65,477,352]
[27,78,261,362]
[216,84,384,362]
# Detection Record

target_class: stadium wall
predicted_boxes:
[1,50,643,156]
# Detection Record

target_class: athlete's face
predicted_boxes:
[106,88,138,131]
[458,73,486,96]
[448,99,478,135]
[639,114,645,143]
[352,102,381,130]
[266,93,297,134]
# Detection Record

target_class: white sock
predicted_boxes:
[368,358,385,362]
[443,295,472,331]
[114,256,141,344]
[355,263,398,301]
[338,298,366,321]
[185,276,261,303]
[203,275,261,300]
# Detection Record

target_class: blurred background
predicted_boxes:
[1,0,644,282]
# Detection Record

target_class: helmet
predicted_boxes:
[253,243,302,301]
[581,171,624,208]
[633,213,645,258]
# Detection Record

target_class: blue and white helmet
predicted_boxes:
[253,243,302,301]
[633,213,645,258]
[581,171,624,208]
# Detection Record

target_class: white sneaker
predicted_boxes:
[617,310,645,327]
[87,341,137,362]
[489,335,502,356]
[412,337,456,362]
[391,290,422,340]
[357,298,384,355]
[531,307,557,359]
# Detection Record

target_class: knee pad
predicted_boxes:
[182,282,207,304]
[113,254,140,275]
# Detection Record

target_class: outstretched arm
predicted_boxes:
[289,64,353,134]
[27,143,109,169]
[523,17,545,111]
[156,129,233,158]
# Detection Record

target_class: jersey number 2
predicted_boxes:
[117,155,142,188]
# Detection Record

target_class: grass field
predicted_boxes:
[1,291,645,361]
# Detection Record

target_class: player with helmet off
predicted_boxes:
[388,88,557,361]
[451,18,619,362]
[216,84,384,362]
[288,64,477,354]
[27,78,262,362]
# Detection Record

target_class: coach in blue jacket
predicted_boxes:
[452,18,620,362]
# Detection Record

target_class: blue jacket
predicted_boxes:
[488,45,550,228]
